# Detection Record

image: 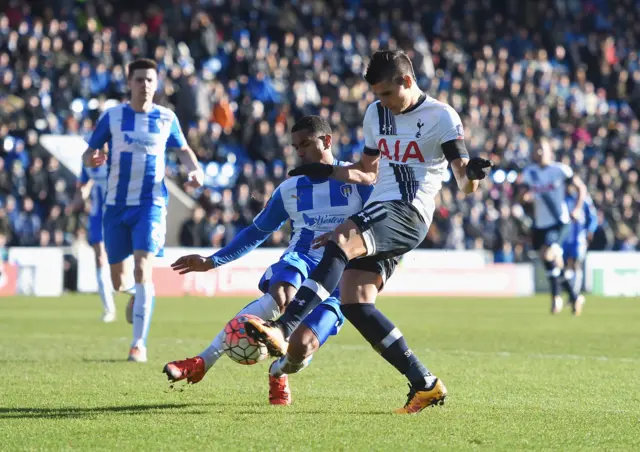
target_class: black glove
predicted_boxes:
[465,157,493,180]
[288,163,334,179]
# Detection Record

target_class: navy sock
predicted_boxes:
[341,303,432,389]
[277,241,349,337]
[544,259,560,298]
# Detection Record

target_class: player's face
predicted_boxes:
[534,141,553,164]
[370,77,412,115]
[291,130,330,164]
[128,68,157,104]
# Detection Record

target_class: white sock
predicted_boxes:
[269,354,312,378]
[124,286,136,295]
[96,266,115,313]
[132,283,155,349]
[200,293,281,370]
[573,267,584,295]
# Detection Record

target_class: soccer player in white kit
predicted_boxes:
[520,138,587,315]
[245,50,492,413]
[82,58,204,362]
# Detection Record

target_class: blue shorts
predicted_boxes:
[301,302,344,346]
[87,212,103,245]
[563,241,587,261]
[259,253,344,344]
[103,204,166,264]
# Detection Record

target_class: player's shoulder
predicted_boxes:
[427,97,461,123]
[363,101,381,124]
[152,104,178,119]
[550,161,573,175]
[97,103,124,121]
[103,103,128,115]
[273,176,300,195]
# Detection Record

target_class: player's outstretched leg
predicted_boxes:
[340,302,447,414]
[128,251,157,363]
[246,241,351,357]
[562,258,586,316]
[163,293,281,384]
[93,243,116,322]
[268,303,342,405]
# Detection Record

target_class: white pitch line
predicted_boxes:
[333,344,640,364]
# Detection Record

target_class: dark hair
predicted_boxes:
[127,58,158,79]
[364,50,416,85]
[291,115,332,136]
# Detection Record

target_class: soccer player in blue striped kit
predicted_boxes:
[75,164,119,322]
[82,58,204,362]
[163,116,397,405]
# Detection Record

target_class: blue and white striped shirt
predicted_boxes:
[565,193,598,247]
[253,166,372,264]
[87,103,186,207]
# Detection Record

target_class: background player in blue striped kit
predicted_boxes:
[563,190,597,300]
[163,116,394,406]
[82,58,204,362]
[74,163,116,322]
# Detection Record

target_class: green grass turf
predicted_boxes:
[1,294,639,451]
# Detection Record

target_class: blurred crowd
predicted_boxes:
[1,0,639,258]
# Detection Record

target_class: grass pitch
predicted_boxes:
[1,294,639,451]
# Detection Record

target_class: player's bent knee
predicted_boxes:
[288,326,320,362]
[133,251,154,284]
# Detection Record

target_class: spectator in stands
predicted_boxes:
[1,0,639,255]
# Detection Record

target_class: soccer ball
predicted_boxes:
[223,314,269,365]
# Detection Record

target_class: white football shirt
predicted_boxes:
[362,95,464,225]
[521,162,573,228]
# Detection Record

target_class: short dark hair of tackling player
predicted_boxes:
[364,50,417,85]
[291,115,332,137]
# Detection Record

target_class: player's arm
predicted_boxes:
[171,188,289,274]
[288,103,380,185]
[82,112,111,168]
[560,164,587,220]
[568,175,587,220]
[441,108,492,194]
[584,197,598,240]
[75,179,94,202]
[331,152,379,185]
[288,149,379,184]
[167,114,204,188]
[518,172,534,204]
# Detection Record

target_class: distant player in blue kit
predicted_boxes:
[163,116,397,406]
[563,190,597,298]
[74,163,115,322]
[82,58,204,362]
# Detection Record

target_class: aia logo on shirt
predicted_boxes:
[377,138,425,163]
